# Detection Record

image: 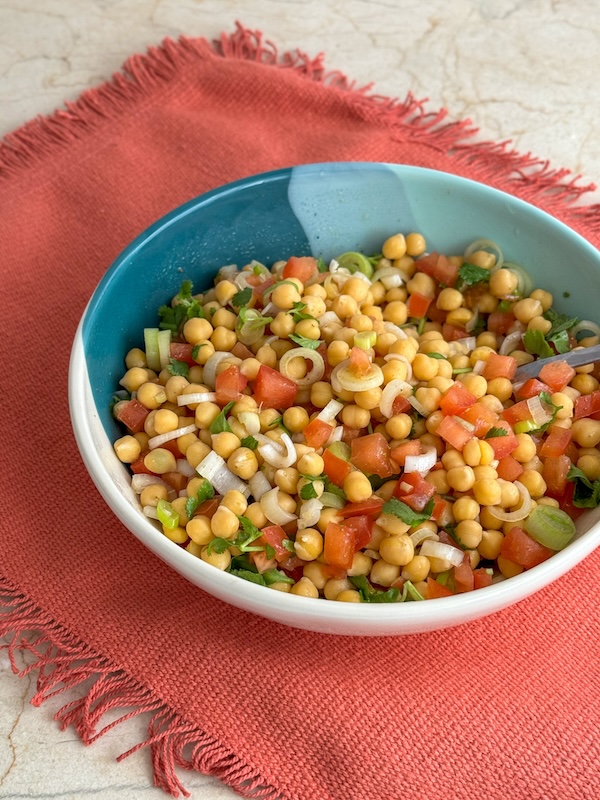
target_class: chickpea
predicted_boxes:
[571,419,600,448]
[447,465,476,492]
[455,520,483,549]
[486,377,514,403]
[478,529,504,560]
[289,576,320,598]
[125,347,147,369]
[143,448,176,474]
[195,402,221,429]
[227,447,259,479]
[201,545,231,571]
[275,468,299,494]
[336,590,362,603]
[436,287,463,311]
[163,525,189,544]
[489,269,518,298]
[379,535,414,567]
[119,366,151,393]
[297,452,325,477]
[222,490,248,517]
[460,374,488,399]
[137,382,167,410]
[343,471,373,503]
[369,558,401,587]
[377,514,411,536]
[442,449,466,470]
[342,404,371,429]
[404,232,426,257]
[183,317,213,344]
[347,552,374,577]
[270,311,295,337]
[453,496,480,522]
[272,281,302,309]
[210,326,237,351]
[185,516,213,545]
[571,373,599,395]
[513,298,543,324]
[385,413,413,440]
[214,278,237,305]
[140,483,168,508]
[577,454,600,481]
[255,344,278,368]
[294,528,324,561]
[185,440,211,469]
[512,432,537,463]
[295,317,321,340]
[497,555,524,579]
[210,506,239,539]
[332,294,359,320]
[153,408,180,435]
[519,469,547,498]
[114,435,141,463]
[355,388,383,410]
[383,300,408,326]
[343,276,371,302]
[381,233,407,260]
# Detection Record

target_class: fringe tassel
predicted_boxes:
[0,21,598,237]
[0,575,280,799]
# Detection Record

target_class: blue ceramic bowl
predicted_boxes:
[69,162,600,636]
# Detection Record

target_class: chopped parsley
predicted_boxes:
[381,497,435,526]
[185,479,215,517]
[349,575,399,603]
[300,482,319,500]
[240,435,259,450]
[426,352,447,360]
[191,343,207,360]
[288,333,323,349]
[289,301,315,323]
[238,306,273,331]
[457,262,491,288]
[209,401,235,434]
[158,280,205,332]
[316,258,329,273]
[485,426,509,439]
[267,416,292,436]
[230,287,252,308]
[566,465,600,508]
[523,329,554,359]
[167,358,190,378]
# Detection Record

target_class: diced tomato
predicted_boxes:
[252,276,277,304]
[282,256,318,284]
[323,522,357,570]
[426,577,454,599]
[304,418,334,449]
[340,515,373,551]
[515,378,551,400]
[390,440,422,467]
[393,471,435,511]
[253,364,297,409]
[392,394,412,414]
[349,346,372,377]
[439,382,478,416]
[426,303,447,324]
[322,448,353,487]
[231,341,255,360]
[487,310,516,336]
[161,471,188,493]
[540,426,572,458]
[319,563,348,580]
[252,551,277,573]
[260,525,290,563]
[539,360,576,392]
[436,415,474,451]
[543,454,572,498]
[501,399,533,426]
[195,497,220,518]
[453,557,474,594]
[460,402,499,437]
[431,497,452,523]
[116,398,149,433]
[473,568,493,590]
[482,352,518,381]
[341,426,363,444]
[169,342,196,366]
[339,498,384,519]
[215,365,248,406]
[500,526,555,569]
[442,323,468,342]
[417,252,459,287]
[486,420,519,458]
[552,480,586,522]
[130,454,153,474]
[407,292,432,319]
[350,433,395,478]
[277,555,305,578]
[496,455,524,482]
[574,390,600,420]
[158,439,183,458]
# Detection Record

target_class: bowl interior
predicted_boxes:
[72,162,600,635]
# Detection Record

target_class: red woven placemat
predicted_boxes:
[2,24,599,800]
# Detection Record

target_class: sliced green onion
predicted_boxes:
[327,441,351,461]
[320,491,346,509]
[354,330,377,350]
[336,251,374,278]
[524,505,576,551]
[157,329,172,369]
[144,327,161,371]
[156,499,179,530]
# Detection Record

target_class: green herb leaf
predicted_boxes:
[381,497,435,526]
[238,306,273,331]
[323,480,346,502]
[229,568,267,586]
[231,287,253,308]
[538,391,563,431]
[110,390,130,413]
[544,308,579,337]
[241,435,259,450]
[546,329,570,354]
[566,465,600,508]
[316,258,329,273]
[452,367,473,375]
[282,538,296,553]
[497,300,514,312]
[288,333,323,349]
[290,301,315,323]
[206,537,231,555]
[523,329,554,359]
[185,479,215,517]
[399,580,426,602]
[267,416,292,436]
[485,427,509,439]
[167,358,190,378]
[265,543,276,560]
[263,279,300,298]
[300,482,318,500]
[457,262,491,287]
[158,280,205,332]
[349,575,399,603]
[426,352,447,360]
[191,343,206,360]
[235,516,265,552]
[262,568,294,586]
[417,317,426,336]
[209,401,235,434]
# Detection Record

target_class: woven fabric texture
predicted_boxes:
[1,25,599,800]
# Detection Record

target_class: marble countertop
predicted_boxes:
[1,1,599,798]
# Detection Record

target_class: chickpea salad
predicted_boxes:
[111,232,600,603]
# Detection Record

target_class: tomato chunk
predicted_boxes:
[501,399,533,426]
[436,415,474,451]
[539,426,572,458]
[515,378,551,400]
[169,342,196,366]
[340,515,373,551]
[349,346,372,377]
[323,522,356,570]
[426,577,454,599]
[116,398,149,433]
[304,418,334,449]
[417,252,459,287]
[473,568,493,590]
[543,454,572,497]
[407,292,432,319]
[339,498,384,519]
[393,472,435,511]
[500,526,555,569]
[574,390,600,420]
[486,420,519,458]
[460,402,499,437]
[496,455,524,482]
[539,360,576,392]
[253,365,297,409]
[487,310,516,335]
[439,382,478,416]
[260,525,290,563]
[482,352,518,381]
[453,558,474,593]
[350,433,395,478]
[215,364,248,406]
[282,256,318,283]
[390,440,422,467]
[323,448,353,487]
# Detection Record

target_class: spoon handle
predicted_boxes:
[514,343,600,383]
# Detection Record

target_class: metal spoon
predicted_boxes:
[514,343,600,382]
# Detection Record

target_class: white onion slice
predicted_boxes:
[499,331,523,356]
[464,238,503,272]
[526,396,552,427]
[324,425,344,446]
[320,311,342,327]
[465,307,479,334]
[148,424,196,450]
[379,379,413,418]
[382,321,409,340]
[262,301,283,317]
[142,505,160,520]
[196,450,250,497]
[279,347,325,387]
[384,353,413,382]
[131,474,169,493]
[410,529,439,547]
[404,446,437,474]
[238,411,260,435]
[331,361,384,393]
[407,394,430,417]
[297,498,324,530]
[454,416,476,433]
[453,336,477,354]
[472,360,487,375]
[203,351,234,388]
[177,392,217,406]
[372,266,403,289]
[419,539,465,567]
[257,432,297,469]
[487,481,533,522]
[176,458,197,478]
[316,399,344,424]
[248,470,272,501]
[572,320,600,340]
[260,487,297,525]
[234,271,253,290]
[218,264,239,281]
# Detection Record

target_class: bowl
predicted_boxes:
[69,162,600,636]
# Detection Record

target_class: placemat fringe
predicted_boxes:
[0,575,280,799]
[0,21,598,239]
